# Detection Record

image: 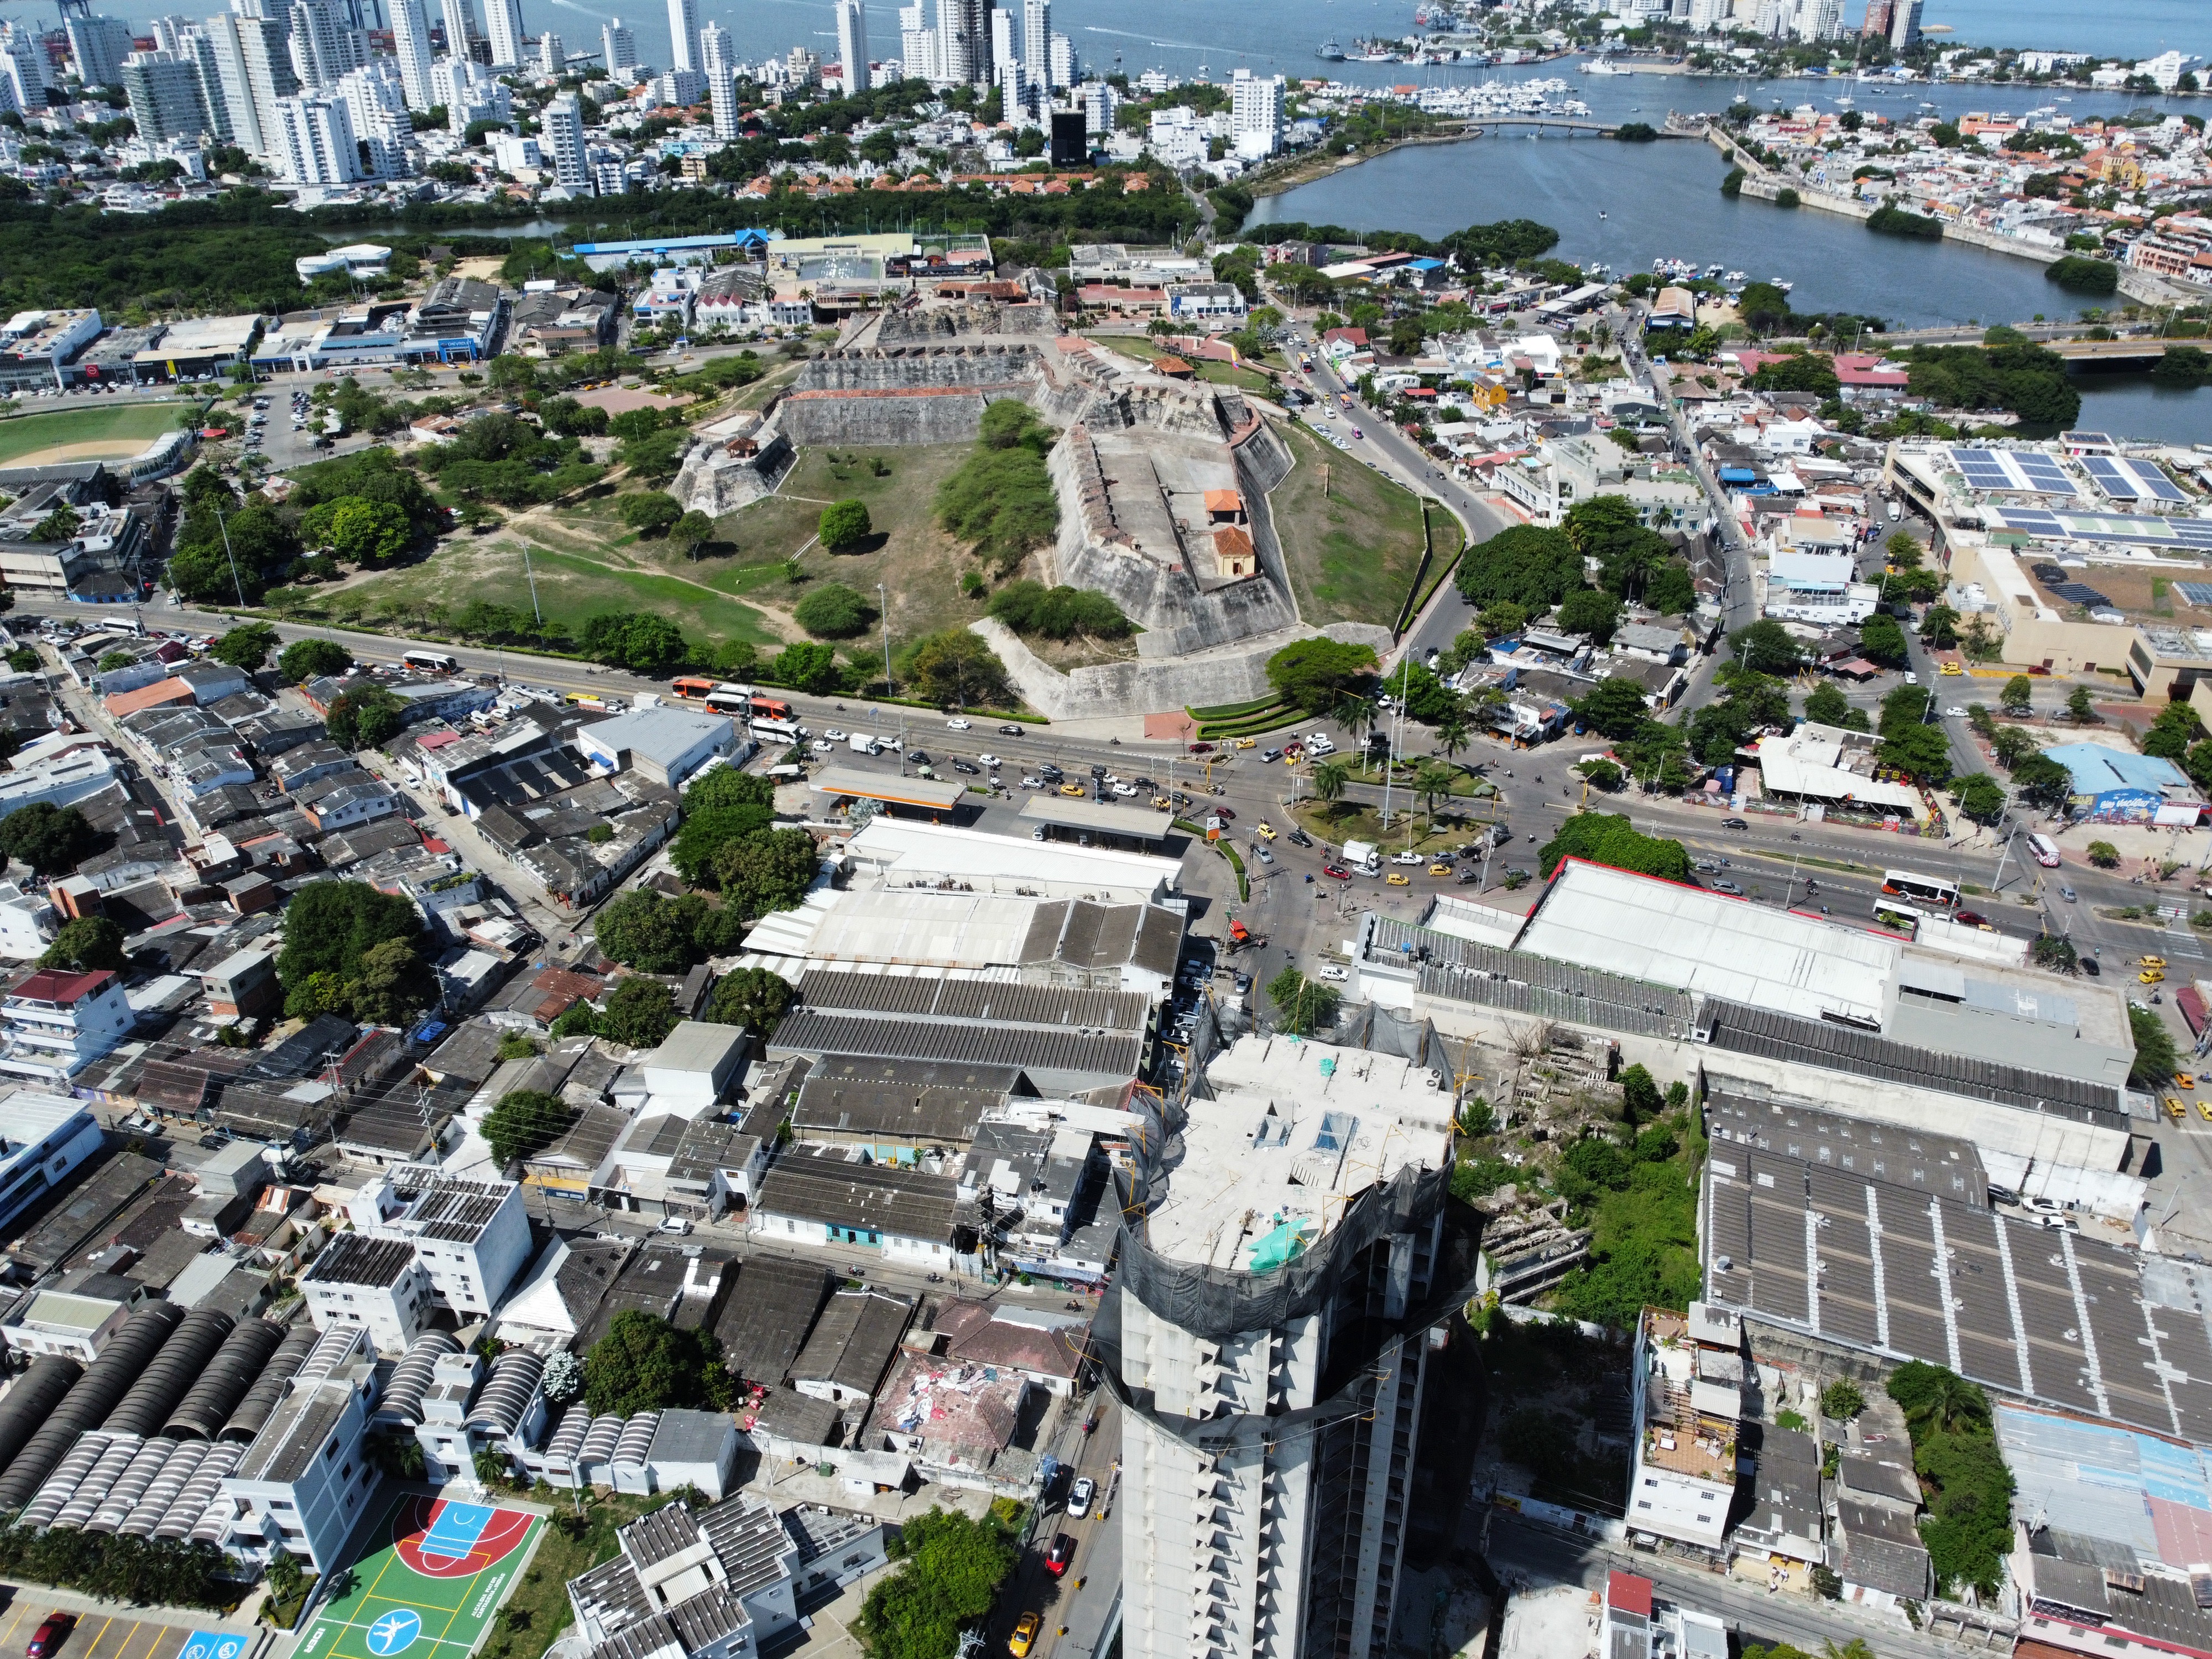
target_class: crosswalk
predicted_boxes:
[2163,905,2205,961]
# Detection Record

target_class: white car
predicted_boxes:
[823,728,847,741]
[1943,706,1966,718]
[946,717,972,730]
[977,753,1000,768]
[1112,782,1138,797]
[656,1215,692,1235]
[1021,775,1043,789]
[1067,1477,1097,1520]
[809,738,833,753]
[1392,851,1424,865]
[1317,965,1349,983]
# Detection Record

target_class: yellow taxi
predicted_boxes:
[1153,795,1171,810]
[1428,862,1453,876]
[1234,736,1258,749]
[2199,1101,2212,1122]
[1255,823,1278,841]
[1386,872,1412,886]
[2143,956,2168,969]
[2181,1073,2198,1089]
[2170,1097,2187,1121]
[1939,662,1964,676]
[1010,1614,1041,1657]
[1058,782,1087,797]
[2142,969,2167,984]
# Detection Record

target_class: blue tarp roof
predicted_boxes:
[2042,743,2191,795]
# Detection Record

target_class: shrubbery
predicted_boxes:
[1886,1361,2015,1598]
[985,580,1132,640]
[936,401,1059,575]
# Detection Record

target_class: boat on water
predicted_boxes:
[1725,269,1746,283]
[1316,39,1345,60]
[1581,56,1632,75]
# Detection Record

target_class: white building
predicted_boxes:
[482,0,525,67]
[1889,0,1921,50]
[1146,104,1203,169]
[300,1232,437,1354]
[575,706,742,789]
[1229,67,1283,159]
[601,17,637,77]
[567,1496,804,1659]
[836,0,868,93]
[66,13,134,88]
[288,0,362,89]
[538,31,564,75]
[204,12,297,159]
[665,0,698,72]
[1112,1036,1469,1659]
[1,25,53,116]
[898,3,938,82]
[121,51,211,142]
[0,968,135,1087]
[272,92,361,184]
[0,1092,104,1232]
[440,0,477,64]
[542,92,589,187]
[637,1021,748,1118]
[0,882,54,962]
[701,21,735,137]
[1021,0,1047,98]
[389,0,436,109]
[348,1164,532,1317]
[1047,30,1072,90]
[1081,77,1118,135]
[1626,1305,1743,1551]
[221,1325,382,1571]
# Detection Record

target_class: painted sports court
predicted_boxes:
[295,1496,543,1659]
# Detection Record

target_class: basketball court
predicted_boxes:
[294,1496,543,1659]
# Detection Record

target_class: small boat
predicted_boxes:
[1725,269,1746,283]
[1599,210,1607,218]
[1316,39,1345,59]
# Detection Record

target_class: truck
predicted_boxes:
[1342,839,1381,874]
[847,733,881,756]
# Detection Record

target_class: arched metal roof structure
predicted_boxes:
[164,1317,287,1441]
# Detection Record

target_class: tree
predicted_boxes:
[818,498,872,552]
[709,967,794,1035]
[1858,613,1909,666]
[1877,721,1952,785]
[1802,682,1858,729]
[2086,838,2121,868]
[1819,1379,1866,1420]
[595,890,712,973]
[324,498,410,565]
[793,581,875,639]
[351,936,427,1025]
[600,976,680,1049]
[903,630,1012,709]
[2032,935,2078,974]
[1618,1063,1662,1125]
[482,1089,576,1168]
[671,510,714,560]
[278,638,351,683]
[854,1507,1018,1659]
[1454,524,1584,614]
[1918,605,1962,650]
[1574,677,1654,742]
[2067,685,2097,724]
[1265,637,1378,716]
[1728,620,1802,676]
[1311,759,1349,817]
[580,612,692,675]
[1413,759,1455,826]
[618,492,684,537]
[671,800,775,889]
[326,686,408,750]
[986,582,1131,641]
[208,622,279,671]
[275,880,422,992]
[1477,601,1528,640]
[39,915,126,973]
[2130,1002,2178,1088]
[1555,587,1620,643]
[716,828,820,919]
[2001,674,2034,716]
[2143,702,2202,760]
[0,803,96,875]
[582,1311,737,1415]
[1950,773,2005,823]
[1538,812,1690,883]
[1267,967,1339,1036]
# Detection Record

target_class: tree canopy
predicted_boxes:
[39,915,127,973]
[1265,637,1378,716]
[582,1311,738,1415]
[274,880,424,991]
[854,1507,1019,1659]
[793,581,877,640]
[1537,811,1691,883]
[482,1089,576,1170]
[985,581,1131,640]
[936,404,1058,575]
[0,804,96,876]
[1453,524,1584,615]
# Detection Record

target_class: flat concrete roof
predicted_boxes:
[1017,795,1172,840]
[809,768,966,810]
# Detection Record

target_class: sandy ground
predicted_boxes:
[451,257,506,281]
[5,437,158,465]
[576,385,688,415]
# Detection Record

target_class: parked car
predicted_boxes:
[1392,851,1423,865]
[1010,1613,1041,1657]
[1067,1476,1097,1519]
[908,749,932,766]
[1317,965,1349,983]
[1711,879,1743,895]
[1720,817,1749,830]
[1044,1535,1077,1577]
[27,1615,72,1659]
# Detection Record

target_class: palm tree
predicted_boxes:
[1436,712,1470,774]
[1334,693,1375,763]
[1413,760,1454,828]
[1312,760,1349,821]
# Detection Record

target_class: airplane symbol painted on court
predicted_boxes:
[367,1611,422,1656]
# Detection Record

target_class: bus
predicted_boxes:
[748,693,795,726]
[2026,833,2062,869]
[1881,869,1960,909]
[1872,901,1926,936]
[670,677,717,702]
[403,649,460,674]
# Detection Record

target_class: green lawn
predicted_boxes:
[1271,421,1432,629]
[1087,335,1279,394]
[0,400,191,465]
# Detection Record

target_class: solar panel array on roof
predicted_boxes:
[1990,507,2212,550]
[2050,582,2115,608]
[2084,454,2188,504]
[1952,447,2080,497]
[2177,584,2212,608]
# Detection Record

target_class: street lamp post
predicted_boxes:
[213,505,248,608]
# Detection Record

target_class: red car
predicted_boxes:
[1955,909,1987,927]
[1323,864,1352,880]
[28,1615,72,1658]
[1044,1535,1077,1577]
[1188,741,1213,753]
[1214,806,1235,821]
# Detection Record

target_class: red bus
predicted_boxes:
[749,695,795,724]
[671,677,716,701]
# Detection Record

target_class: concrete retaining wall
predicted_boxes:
[975,616,1392,722]
[674,430,795,516]
[776,344,1045,445]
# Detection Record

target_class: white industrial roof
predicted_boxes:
[1418,893,1530,949]
[1016,795,1173,838]
[1516,859,1899,1026]
[578,706,734,768]
[846,817,1182,902]
[1752,731,1922,813]
[807,766,965,810]
[804,889,1042,972]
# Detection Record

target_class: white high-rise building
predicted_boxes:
[599,17,635,76]
[1080,76,1115,135]
[700,20,734,135]
[186,31,234,138]
[664,0,697,72]
[1789,0,1840,43]
[438,0,476,60]
[1687,0,1730,29]
[542,88,587,186]
[898,2,937,82]
[149,16,195,53]
[66,14,136,88]
[273,90,360,181]
[1020,0,1045,98]
[538,30,562,74]
[332,59,409,173]
[1888,0,1921,50]
[388,0,435,109]
[288,0,362,89]
[934,0,983,87]
[121,50,212,140]
[482,0,523,68]
[206,11,298,159]
[1047,30,1071,89]
[988,7,1016,108]
[1107,1038,1470,1659]
[834,0,867,93]
[1,25,52,116]
[1229,66,1282,158]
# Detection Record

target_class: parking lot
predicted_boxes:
[0,1603,230,1659]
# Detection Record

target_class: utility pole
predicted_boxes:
[522,544,542,626]
[214,506,247,608]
